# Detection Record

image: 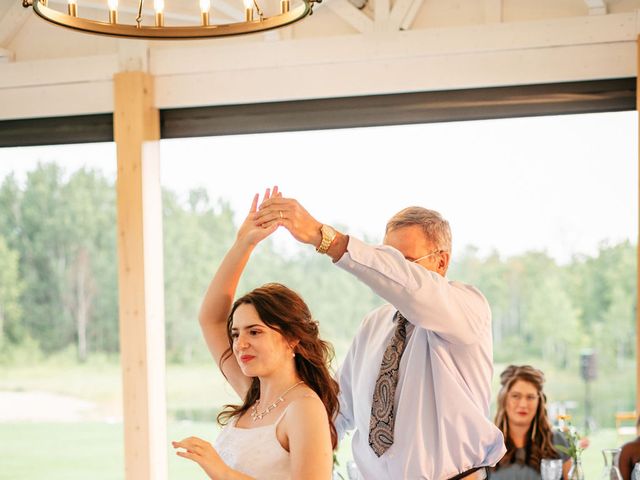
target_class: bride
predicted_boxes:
[172,187,338,480]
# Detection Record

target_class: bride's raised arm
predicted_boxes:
[198,187,280,398]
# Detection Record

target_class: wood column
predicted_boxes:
[637,34,640,419]
[114,71,167,480]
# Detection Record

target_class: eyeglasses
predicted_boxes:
[410,249,444,263]
[508,393,539,403]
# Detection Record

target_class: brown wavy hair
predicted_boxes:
[216,283,340,449]
[493,365,561,473]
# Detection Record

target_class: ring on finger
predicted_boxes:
[279,211,284,219]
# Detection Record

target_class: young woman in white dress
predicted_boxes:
[172,187,338,480]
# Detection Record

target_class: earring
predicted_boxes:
[531,418,537,441]
[292,352,295,358]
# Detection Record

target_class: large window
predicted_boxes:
[0,142,123,480]
[0,109,636,479]
[160,110,637,478]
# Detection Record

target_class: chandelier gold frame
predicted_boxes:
[22,0,320,39]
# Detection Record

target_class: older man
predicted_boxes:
[256,198,505,480]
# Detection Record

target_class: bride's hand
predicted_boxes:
[172,437,230,479]
[236,186,281,247]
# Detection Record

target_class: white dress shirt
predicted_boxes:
[335,237,506,480]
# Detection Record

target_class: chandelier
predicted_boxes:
[22,0,320,39]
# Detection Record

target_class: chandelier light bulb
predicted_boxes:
[67,0,77,16]
[199,0,210,25]
[243,0,253,21]
[154,0,164,25]
[107,0,117,23]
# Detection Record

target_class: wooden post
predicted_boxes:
[637,34,640,419]
[113,71,167,480]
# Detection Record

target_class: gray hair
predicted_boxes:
[385,207,452,253]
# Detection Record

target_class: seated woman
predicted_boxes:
[173,188,338,480]
[490,365,571,480]
[619,416,640,480]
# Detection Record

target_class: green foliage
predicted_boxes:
[162,188,236,363]
[0,234,24,346]
[451,243,636,385]
[0,335,42,365]
[0,162,636,425]
[0,164,118,361]
[554,420,586,462]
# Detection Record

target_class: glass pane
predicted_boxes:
[160,111,637,479]
[0,142,123,480]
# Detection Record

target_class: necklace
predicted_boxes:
[250,380,304,422]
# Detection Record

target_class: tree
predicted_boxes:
[0,174,22,250]
[0,235,24,347]
[163,189,236,362]
[0,164,117,359]
[60,168,116,361]
[17,163,72,353]
[578,242,637,369]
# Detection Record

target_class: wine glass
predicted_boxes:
[541,458,563,480]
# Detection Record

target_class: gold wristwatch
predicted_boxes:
[316,224,337,254]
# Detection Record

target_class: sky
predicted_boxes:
[0,110,636,263]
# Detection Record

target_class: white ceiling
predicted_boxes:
[0,0,638,120]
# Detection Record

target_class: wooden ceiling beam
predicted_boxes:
[373,0,389,31]
[0,0,31,49]
[388,0,423,31]
[483,0,502,24]
[326,0,373,33]
[584,0,607,15]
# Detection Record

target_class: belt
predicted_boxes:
[448,467,487,480]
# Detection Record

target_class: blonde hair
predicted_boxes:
[385,207,452,252]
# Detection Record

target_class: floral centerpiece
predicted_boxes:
[554,415,590,480]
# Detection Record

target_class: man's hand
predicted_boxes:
[255,196,323,248]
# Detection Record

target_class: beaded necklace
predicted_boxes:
[250,380,305,422]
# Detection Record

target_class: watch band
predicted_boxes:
[316,224,337,254]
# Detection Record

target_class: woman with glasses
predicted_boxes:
[490,365,571,480]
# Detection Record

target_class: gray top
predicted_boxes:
[490,431,570,480]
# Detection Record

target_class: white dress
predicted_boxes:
[214,406,292,480]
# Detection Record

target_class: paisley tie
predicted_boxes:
[368,310,408,457]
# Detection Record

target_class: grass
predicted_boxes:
[0,360,354,479]
[0,421,223,480]
[0,361,239,418]
[0,358,636,479]
[580,428,635,478]
[1,421,354,479]
[0,421,631,479]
